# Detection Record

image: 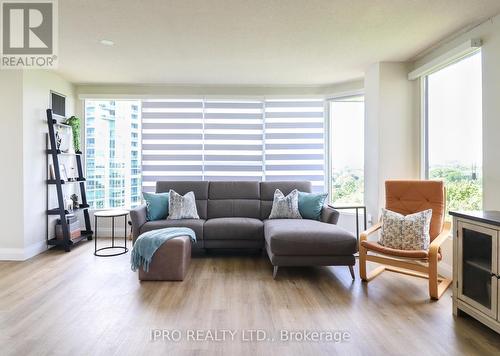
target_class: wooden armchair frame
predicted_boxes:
[359,220,452,300]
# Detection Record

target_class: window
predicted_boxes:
[141,99,325,193]
[85,100,142,209]
[424,51,482,213]
[204,100,264,181]
[329,95,364,204]
[264,100,325,192]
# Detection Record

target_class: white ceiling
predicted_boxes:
[57,0,500,86]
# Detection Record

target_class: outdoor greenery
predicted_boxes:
[430,165,482,213]
[331,168,364,204]
[331,165,481,212]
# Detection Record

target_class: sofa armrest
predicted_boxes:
[320,205,340,225]
[130,204,147,242]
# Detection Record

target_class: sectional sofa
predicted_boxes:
[130,181,357,278]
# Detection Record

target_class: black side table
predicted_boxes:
[329,204,367,245]
[94,209,129,257]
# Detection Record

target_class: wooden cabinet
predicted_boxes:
[451,211,500,334]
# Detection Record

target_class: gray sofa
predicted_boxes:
[130,181,357,278]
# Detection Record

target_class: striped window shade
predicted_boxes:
[141,99,204,192]
[264,99,326,192]
[141,98,326,193]
[203,100,264,181]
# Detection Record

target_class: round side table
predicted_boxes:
[94,209,129,257]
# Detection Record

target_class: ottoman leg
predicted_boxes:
[273,266,279,279]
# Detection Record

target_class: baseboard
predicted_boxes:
[0,247,25,261]
[0,241,50,261]
[23,240,50,260]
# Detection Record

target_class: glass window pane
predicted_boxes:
[329,96,364,204]
[427,52,482,213]
[85,100,142,209]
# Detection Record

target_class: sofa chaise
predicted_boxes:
[130,181,357,278]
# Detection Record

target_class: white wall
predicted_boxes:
[0,71,25,258]
[0,70,76,260]
[364,62,419,221]
[22,71,76,259]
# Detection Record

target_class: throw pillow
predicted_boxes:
[143,192,169,221]
[298,191,327,220]
[167,190,200,220]
[268,189,302,219]
[379,208,432,250]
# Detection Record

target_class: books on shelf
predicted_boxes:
[55,216,81,240]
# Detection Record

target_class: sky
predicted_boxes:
[428,51,482,169]
[330,99,364,171]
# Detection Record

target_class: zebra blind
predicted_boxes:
[204,100,264,181]
[141,99,204,192]
[141,98,325,192]
[264,99,325,192]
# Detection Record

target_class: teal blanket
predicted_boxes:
[131,227,196,272]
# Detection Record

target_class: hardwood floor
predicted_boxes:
[1,240,500,356]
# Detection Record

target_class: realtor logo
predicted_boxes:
[1,0,58,68]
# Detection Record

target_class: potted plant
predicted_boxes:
[65,116,81,153]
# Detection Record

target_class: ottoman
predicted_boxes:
[263,219,357,279]
[138,236,191,281]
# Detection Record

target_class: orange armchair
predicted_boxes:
[359,180,452,300]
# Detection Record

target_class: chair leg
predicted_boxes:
[348,265,355,280]
[428,257,452,300]
[359,244,368,281]
[429,255,438,298]
[273,266,278,279]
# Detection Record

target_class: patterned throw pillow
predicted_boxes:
[268,189,302,219]
[379,208,432,250]
[167,190,200,220]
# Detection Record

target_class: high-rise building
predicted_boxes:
[85,100,141,209]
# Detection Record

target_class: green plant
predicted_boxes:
[65,116,81,153]
[331,168,364,204]
[430,165,482,213]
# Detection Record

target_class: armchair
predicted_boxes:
[359,180,452,300]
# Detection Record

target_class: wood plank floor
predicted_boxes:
[1,240,500,356]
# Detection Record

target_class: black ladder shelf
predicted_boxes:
[46,109,92,251]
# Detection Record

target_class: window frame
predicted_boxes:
[421,49,482,179]
[326,91,365,205]
[420,50,483,213]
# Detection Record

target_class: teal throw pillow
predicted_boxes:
[143,192,169,221]
[298,192,328,220]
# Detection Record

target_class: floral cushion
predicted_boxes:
[379,208,432,250]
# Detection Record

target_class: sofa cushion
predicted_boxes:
[168,190,200,220]
[156,181,208,219]
[298,191,328,220]
[264,219,356,256]
[268,189,302,219]
[204,217,264,240]
[140,219,204,241]
[260,181,312,219]
[143,192,169,221]
[208,181,261,219]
